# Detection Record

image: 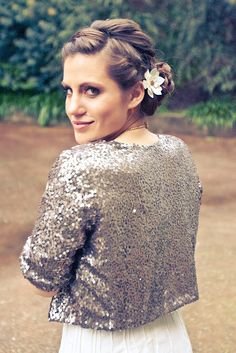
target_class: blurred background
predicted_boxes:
[0,0,235,352]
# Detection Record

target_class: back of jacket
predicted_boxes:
[20,134,203,331]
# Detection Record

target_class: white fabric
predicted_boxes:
[58,309,193,353]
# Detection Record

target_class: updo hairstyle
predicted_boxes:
[62,19,174,116]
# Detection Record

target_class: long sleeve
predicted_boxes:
[20,149,98,292]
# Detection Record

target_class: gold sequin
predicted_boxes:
[20,134,203,331]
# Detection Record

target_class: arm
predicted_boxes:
[20,150,97,293]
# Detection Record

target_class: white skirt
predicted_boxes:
[58,309,193,353]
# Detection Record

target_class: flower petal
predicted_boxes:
[142,80,148,89]
[146,82,152,91]
[152,86,163,95]
[144,70,151,80]
[154,76,165,86]
[150,68,158,77]
[147,88,154,98]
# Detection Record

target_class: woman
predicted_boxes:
[20,18,203,353]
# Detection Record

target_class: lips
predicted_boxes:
[72,120,94,130]
[72,121,94,125]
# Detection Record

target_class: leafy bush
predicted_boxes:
[187,98,236,129]
[0,90,66,126]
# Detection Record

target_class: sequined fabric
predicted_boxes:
[20,134,203,331]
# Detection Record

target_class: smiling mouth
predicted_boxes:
[73,121,94,125]
[72,121,94,130]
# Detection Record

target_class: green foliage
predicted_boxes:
[0,0,235,126]
[0,90,66,126]
[1,0,235,93]
[187,97,236,129]
[0,0,92,92]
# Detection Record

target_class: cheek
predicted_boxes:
[95,93,128,117]
[90,97,114,119]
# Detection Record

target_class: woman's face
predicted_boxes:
[62,52,135,144]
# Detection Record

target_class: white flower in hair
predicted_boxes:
[142,68,165,98]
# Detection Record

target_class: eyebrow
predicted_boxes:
[61,81,103,88]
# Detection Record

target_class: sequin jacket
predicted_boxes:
[20,134,203,331]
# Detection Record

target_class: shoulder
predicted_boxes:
[45,146,101,204]
[162,134,199,172]
[163,134,190,149]
[51,142,100,171]
[48,148,75,181]
[164,134,203,192]
[160,134,194,159]
[48,141,112,183]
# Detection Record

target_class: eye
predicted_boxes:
[85,86,100,96]
[61,86,72,97]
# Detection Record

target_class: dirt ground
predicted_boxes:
[0,121,235,353]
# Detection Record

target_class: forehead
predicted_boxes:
[63,52,112,84]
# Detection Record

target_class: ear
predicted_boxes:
[127,81,145,109]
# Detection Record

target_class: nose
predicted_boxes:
[66,94,86,117]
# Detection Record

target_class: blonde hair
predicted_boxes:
[62,18,174,116]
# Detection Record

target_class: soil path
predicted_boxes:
[0,122,235,353]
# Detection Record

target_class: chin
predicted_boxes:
[73,132,97,145]
[74,136,87,145]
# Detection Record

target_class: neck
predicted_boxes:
[102,117,147,142]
